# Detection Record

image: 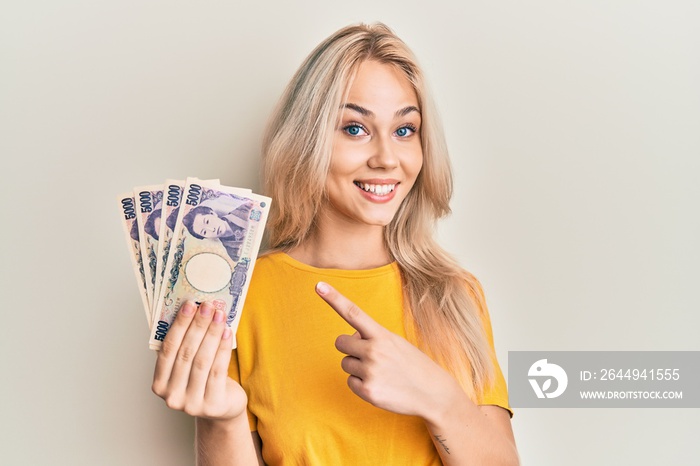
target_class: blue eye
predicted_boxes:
[395,125,415,137]
[343,124,366,136]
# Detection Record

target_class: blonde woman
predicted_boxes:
[152,23,519,465]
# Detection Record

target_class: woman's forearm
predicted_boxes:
[196,415,259,466]
[422,386,519,466]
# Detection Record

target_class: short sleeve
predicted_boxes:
[469,278,513,417]
[228,349,259,431]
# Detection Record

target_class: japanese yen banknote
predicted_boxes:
[118,178,270,349]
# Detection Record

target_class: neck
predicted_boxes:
[288,214,392,270]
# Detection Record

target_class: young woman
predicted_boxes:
[152,23,519,465]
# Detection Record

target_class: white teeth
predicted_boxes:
[355,182,396,195]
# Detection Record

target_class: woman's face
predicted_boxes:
[192,212,232,239]
[323,60,423,229]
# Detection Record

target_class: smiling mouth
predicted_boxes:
[353,181,397,196]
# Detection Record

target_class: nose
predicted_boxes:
[368,134,399,170]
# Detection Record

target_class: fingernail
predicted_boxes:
[200,302,213,316]
[316,281,329,295]
[222,327,232,340]
[181,301,196,316]
[213,309,224,324]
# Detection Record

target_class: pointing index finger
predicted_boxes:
[315,281,380,339]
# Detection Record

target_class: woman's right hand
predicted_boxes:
[152,301,248,422]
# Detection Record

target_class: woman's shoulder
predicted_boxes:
[252,250,284,271]
[250,251,298,281]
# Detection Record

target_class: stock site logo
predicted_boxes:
[528,359,568,399]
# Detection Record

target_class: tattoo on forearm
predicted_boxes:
[433,434,451,455]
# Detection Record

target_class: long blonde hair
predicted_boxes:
[261,23,494,399]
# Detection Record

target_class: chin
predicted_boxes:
[324,197,402,229]
[353,204,405,228]
[360,212,399,227]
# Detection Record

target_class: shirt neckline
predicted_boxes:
[271,252,399,278]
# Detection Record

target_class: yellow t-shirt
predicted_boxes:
[229,252,510,465]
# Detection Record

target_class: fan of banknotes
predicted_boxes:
[118,178,271,350]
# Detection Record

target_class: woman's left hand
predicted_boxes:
[315,281,462,420]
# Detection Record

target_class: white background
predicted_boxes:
[1,1,698,465]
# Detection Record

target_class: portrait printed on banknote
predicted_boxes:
[180,196,255,263]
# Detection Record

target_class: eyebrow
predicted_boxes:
[341,103,421,118]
